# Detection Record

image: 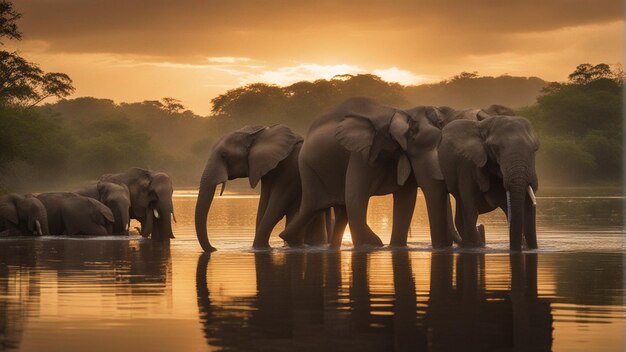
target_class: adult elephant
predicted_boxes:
[438,115,539,250]
[195,124,331,252]
[36,192,114,236]
[75,181,131,235]
[279,97,458,248]
[101,168,175,241]
[0,193,48,236]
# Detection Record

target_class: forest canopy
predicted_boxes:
[0,67,621,192]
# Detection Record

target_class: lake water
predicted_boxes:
[0,190,624,351]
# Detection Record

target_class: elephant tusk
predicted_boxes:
[153,208,160,219]
[506,190,512,225]
[35,220,42,236]
[219,181,226,196]
[528,186,537,206]
[172,211,177,223]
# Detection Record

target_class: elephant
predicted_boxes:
[0,193,48,236]
[279,97,459,248]
[195,124,332,252]
[101,168,175,241]
[435,104,515,126]
[438,115,539,250]
[36,192,114,236]
[75,181,131,235]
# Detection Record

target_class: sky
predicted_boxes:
[9,0,625,115]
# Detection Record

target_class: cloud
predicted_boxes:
[207,57,252,64]
[13,0,623,60]
[238,64,365,85]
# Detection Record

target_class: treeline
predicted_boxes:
[0,66,622,192]
[519,64,623,184]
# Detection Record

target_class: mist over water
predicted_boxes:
[0,190,624,351]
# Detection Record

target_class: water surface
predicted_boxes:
[0,190,624,351]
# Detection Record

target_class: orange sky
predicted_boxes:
[10,0,625,115]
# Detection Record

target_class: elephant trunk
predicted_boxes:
[507,182,526,251]
[195,178,218,252]
[195,156,227,252]
[503,157,536,251]
[153,201,174,241]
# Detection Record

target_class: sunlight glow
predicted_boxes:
[373,67,429,85]
[341,227,353,245]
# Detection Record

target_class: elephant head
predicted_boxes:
[437,104,515,125]
[446,116,539,249]
[102,168,175,241]
[0,193,49,236]
[336,104,445,186]
[97,181,131,235]
[195,124,302,252]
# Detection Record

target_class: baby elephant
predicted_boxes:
[0,193,49,236]
[36,192,115,236]
[438,115,539,250]
[75,181,131,235]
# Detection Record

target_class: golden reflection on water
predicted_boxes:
[0,192,623,351]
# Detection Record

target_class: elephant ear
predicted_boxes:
[336,109,402,162]
[0,197,18,224]
[389,112,409,150]
[135,170,157,209]
[335,114,375,160]
[248,125,302,188]
[89,198,115,223]
[442,119,488,168]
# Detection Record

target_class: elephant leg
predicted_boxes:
[253,193,288,249]
[419,179,452,248]
[256,180,272,229]
[324,208,334,243]
[330,206,348,248]
[345,158,383,247]
[303,211,328,246]
[389,185,417,247]
[454,199,467,241]
[459,200,481,247]
[523,195,538,249]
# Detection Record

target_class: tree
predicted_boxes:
[568,63,613,84]
[0,51,74,106]
[522,63,623,183]
[0,1,74,107]
[0,0,21,43]
[161,97,186,114]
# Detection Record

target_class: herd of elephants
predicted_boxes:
[0,97,540,252]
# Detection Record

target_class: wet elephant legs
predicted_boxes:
[345,157,383,247]
[389,185,417,246]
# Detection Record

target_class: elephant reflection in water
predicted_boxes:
[426,253,553,351]
[195,252,423,350]
[0,239,172,350]
[196,251,552,351]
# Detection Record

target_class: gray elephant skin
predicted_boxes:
[36,192,114,236]
[75,181,131,235]
[0,193,49,236]
[195,124,331,252]
[438,115,539,250]
[279,97,459,248]
[101,168,175,241]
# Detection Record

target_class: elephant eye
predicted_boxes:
[220,151,227,159]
